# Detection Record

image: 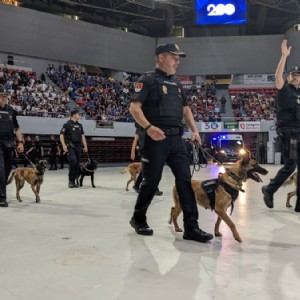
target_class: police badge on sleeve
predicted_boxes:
[134,82,143,93]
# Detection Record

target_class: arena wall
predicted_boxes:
[1,3,299,75]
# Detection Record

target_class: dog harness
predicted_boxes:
[201,178,240,214]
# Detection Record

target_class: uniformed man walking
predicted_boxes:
[60,109,88,188]
[262,39,300,212]
[0,85,24,207]
[129,43,213,243]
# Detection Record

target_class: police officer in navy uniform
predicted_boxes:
[262,39,300,212]
[0,85,24,207]
[60,109,88,188]
[48,135,59,170]
[131,123,163,195]
[129,43,213,243]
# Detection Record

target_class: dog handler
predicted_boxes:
[129,43,213,243]
[60,109,88,188]
[262,39,300,212]
[0,85,24,207]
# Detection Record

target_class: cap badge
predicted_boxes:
[175,44,179,50]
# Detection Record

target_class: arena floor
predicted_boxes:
[1,163,300,300]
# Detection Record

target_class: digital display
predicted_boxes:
[195,0,247,25]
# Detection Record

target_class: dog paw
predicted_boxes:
[215,232,222,237]
[286,204,293,208]
[92,186,96,188]
[175,228,183,232]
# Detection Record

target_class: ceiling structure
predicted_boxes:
[17,0,300,37]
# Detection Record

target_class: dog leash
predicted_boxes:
[85,151,91,163]
[22,152,36,168]
[191,141,208,176]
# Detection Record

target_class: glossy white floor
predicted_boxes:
[1,163,300,300]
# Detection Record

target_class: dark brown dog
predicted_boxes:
[282,172,297,208]
[120,162,142,191]
[169,154,268,242]
[7,160,47,203]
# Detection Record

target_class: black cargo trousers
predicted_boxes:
[266,131,300,210]
[132,131,199,231]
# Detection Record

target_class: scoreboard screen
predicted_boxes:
[195,0,247,25]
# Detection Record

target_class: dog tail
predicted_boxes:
[7,171,16,185]
[120,167,128,174]
[282,172,297,188]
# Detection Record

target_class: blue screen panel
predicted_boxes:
[195,0,247,25]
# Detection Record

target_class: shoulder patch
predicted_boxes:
[134,82,143,93]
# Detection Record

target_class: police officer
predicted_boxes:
[60,109,88,188]
[0,85,24,207]
[131,123,163,196]
[48,135,59,170]
[34,135,44,163]
[24,135,34,166]
[129,43,213,243]
[262,39,300,212]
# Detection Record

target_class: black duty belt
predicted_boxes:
[161,127,180,135]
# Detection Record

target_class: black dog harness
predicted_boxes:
[201,178,240,214]
[82,161,95,173]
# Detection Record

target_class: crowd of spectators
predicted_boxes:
[0,66,70,117]
[0,60,278,123]
[230,88,276,121]
[184,82,222,122]
[47,63,135,124]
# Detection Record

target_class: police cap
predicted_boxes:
[288,66,300,74]
[155,43,186,57]
[0,85,8,96]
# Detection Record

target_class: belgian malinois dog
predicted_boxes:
[169,153,268,242]
[7,160,47,203]
[120,162,142,191]
[282,172,297,208]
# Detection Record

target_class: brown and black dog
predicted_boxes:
[282,172,297,208]
[169,154,268,242]
[7,160,47,203]
[120,162,142,191]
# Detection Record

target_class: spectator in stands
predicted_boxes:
[262,39,300,212]
[221,95,226,113]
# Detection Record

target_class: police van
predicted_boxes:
[211,134,245,163]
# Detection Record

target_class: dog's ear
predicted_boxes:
[240,150,251,166]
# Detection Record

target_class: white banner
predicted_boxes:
[200,122,222,132]
[243,74,275,84]
[239,121,261,131]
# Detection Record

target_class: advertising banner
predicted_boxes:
[239,121,260,131]
[200,122,222,132]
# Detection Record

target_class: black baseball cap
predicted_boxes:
[155,43,186,57]
[288,66,300,74]
[71,109,80,116]
[0,85,8,95]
